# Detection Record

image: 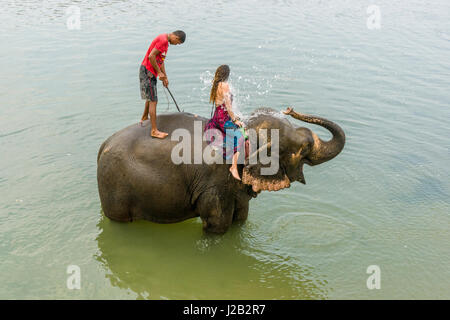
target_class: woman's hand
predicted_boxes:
[234,120,244,128]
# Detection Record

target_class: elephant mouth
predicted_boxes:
[242,166,291,193]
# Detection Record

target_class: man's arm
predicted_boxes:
[148,48,166,80]
[160,62,168,87]
[160,62,167,77]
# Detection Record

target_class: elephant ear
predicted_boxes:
[242,163,290,193]
[241,115,292,193]
[241,138,290,193]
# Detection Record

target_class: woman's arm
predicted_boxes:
[221,83,238,122]
[223,84,244,127]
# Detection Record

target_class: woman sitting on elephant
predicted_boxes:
[204,65,249,180]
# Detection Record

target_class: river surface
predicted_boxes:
[1,0,449,299]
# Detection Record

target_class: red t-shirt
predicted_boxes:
[141,33,168,78]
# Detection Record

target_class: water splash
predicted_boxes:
[199,67,277,122]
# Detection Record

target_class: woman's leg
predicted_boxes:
[230,151,241,180]
[244,139,250,160]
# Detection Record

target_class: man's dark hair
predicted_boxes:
[172,30,186,43]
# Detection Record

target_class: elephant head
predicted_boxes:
[242,107,346,193]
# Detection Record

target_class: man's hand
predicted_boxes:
[158,72,168,87]
[158,72,166,80]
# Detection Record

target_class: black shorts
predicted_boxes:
[139,65,157,101]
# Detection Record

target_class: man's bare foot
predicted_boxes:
[140,117,149,127]
[230,166,241,180]
[151,129,168,139]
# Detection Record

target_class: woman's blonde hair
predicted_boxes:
[209,65,230,104]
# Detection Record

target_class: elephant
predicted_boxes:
[97,107,345,234]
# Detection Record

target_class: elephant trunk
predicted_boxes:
[284,107,345,166]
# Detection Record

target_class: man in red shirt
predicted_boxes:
[139,30,186,138]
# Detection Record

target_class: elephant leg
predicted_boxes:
[196,192,234,234]
[233,200,249,223]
